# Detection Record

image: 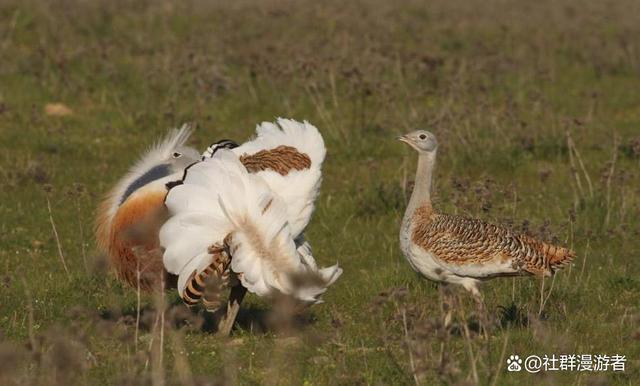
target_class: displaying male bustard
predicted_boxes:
[96,119,341,335]
[160,119,341,334]
[398,130,574,297]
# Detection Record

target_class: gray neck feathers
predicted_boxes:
[404,151,436,219]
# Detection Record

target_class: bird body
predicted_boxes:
[95,125,200,290]
[398,130,574,295]
[160,119,341,312]
[212,119,325,238]
[96,119,341,336]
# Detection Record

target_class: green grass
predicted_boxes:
[1,0,639,384]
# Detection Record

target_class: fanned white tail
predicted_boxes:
[294,238,343,303]
[212,151,300,296]
[232,118,326,237]
[236,118,325,166]
[160,149,341,303]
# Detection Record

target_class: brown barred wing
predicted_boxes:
[239,145,312,176]
[412,213,574,278]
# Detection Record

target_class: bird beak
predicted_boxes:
[397,135,410,144]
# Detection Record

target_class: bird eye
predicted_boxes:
[172,152,182,158]
[419,134,427,140]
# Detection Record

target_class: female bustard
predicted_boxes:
[398,130,574,298]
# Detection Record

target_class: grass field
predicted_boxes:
[1,0,640,384]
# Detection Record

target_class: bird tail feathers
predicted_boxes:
[205,151,300,296]
[212,151,341,301]
[245,118,326,167]
[545,244,575,273]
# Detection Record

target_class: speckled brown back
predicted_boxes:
[240,145,311,176]
[411,206,575,276]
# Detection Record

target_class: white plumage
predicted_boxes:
[228,118,326,237]
[160,119,341,313]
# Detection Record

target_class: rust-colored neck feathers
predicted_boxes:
[104,189,168,291]
[410,204,435,245]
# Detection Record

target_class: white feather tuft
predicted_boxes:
[100,125,196,230]
[291,238,343,304]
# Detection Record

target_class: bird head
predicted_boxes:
[170,146,201,169]
[397,130,438,154]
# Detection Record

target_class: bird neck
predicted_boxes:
[406,151,436,217]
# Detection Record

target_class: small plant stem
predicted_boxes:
[45,192,71,280]
[402,309,420,386]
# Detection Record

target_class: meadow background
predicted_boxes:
[1,0,639,384]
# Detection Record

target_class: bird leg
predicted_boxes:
[215,284,247,337]
[460,280,490,339]
[472,292,490,340]
[439,284,453,330]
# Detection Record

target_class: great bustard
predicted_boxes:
[96,119,341,335]
[398,130,574,298]
[160,119,342,334]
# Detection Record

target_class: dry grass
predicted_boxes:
[1,0,639,384]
